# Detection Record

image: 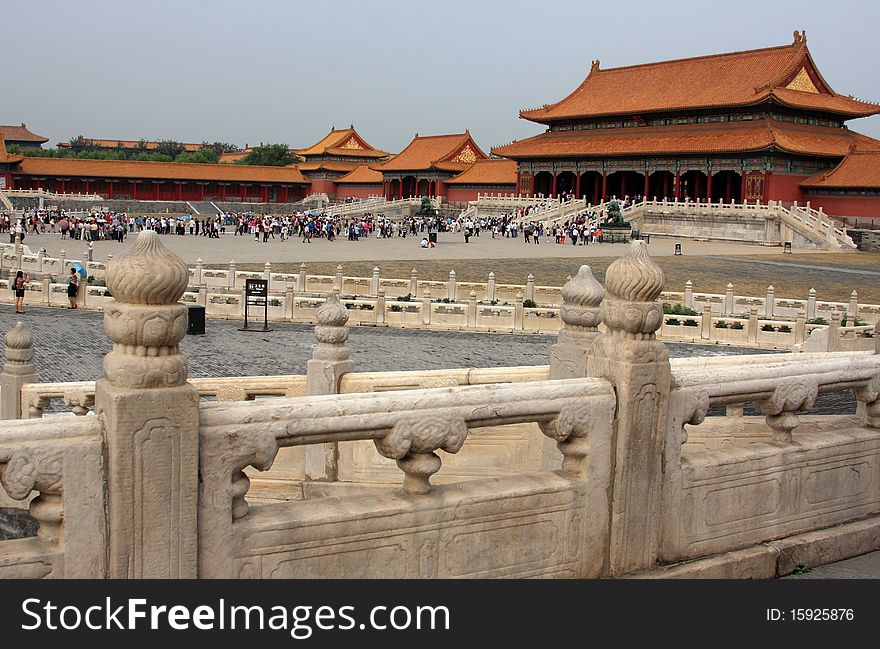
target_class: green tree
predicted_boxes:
[234,143,299,166]
[67,135,92,152]
[175,148,220,164]
[201,141,241,158]
[154,140,187,158]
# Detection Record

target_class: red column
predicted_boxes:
[282,186,289,202]
[620,173,627,198]
[398,179,403,199]
[741,173,747,202]
[706,172,713,202]
[643,173,650,199]
[593,174,600,202]
[155,182,160,200]
[241,184,247,201]
[675,174,682,200]
[551,173,558,197]
[199,183,205,200]
[574,173,581,198]
[177,183,183,201]
[725,174,733,202]
[60,179,66,194]
[83,180,88,193]
[529,174,535,196]
[601,172,608,201]
[107,180,113,199]
[262,186,269,203]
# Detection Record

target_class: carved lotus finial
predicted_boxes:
[106,230,189,305]
[604,240,664,302]
[5,322,32,351]
[561,265,604,308]
[316,293,348,328]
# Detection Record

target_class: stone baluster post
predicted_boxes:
[58,249,66,275]
[0,322,38,419]
[304,294,356,481]
[336,264,344,293]
[421,288,432,325]
[376,288,386,324]
[14,234,22,270]
[198,283,207,307]
[227,260,236,289]
[41,276,50,305]
[36,248,45,273]
[96,230,199,578]
[807,288,817,321]
[194,258,203,287]
[827,311,840,351]
[525,274,535,302]
[765,285,775,318]
[514,291,524,330]
[487,272,496,303]
[549,265,604,381]
[849,290,858,320]
[263,262,272,291]
[467,290,477,327]
[700,304,712,340]
[447,270,456,301]
[409,268,417,296]
[298,262,307,292]
[795,308,807,343]
[280,283,293,321]
[684,279,693,310]
[371,266,380,296]
[724,282,734,316]
[747,307,759,343]
[587,240,671,576]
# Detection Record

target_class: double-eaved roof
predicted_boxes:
[518,32,879,123]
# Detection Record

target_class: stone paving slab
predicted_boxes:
[22,231,800,265]
[784,551,880,579]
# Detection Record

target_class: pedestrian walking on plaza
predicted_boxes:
[67,267,79,309]
[13,271,28,314]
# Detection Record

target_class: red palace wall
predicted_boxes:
[0,172,11,191]
[804,194,880,223]
[446,185,516,203]
[308,178,338,197]
[336,184,382,200]
[11,175,306,203]
[765,173,808,203]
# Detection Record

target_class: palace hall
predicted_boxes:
[492,31,880,217]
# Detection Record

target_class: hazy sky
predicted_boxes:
[6,0,880,153]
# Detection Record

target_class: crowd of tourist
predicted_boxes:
[0,195,635,249]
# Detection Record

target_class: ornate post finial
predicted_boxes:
[601,240,664,339]
[312,294,351,362]
[102,230,190,389]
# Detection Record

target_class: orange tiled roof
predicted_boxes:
[378,132,488,172]
[445,159,518,185]
[13,157,309,184]
[801,147,880,189]
[0,123,48,144]
[298,161,360,173]
[294,127,389,158]
[0,135,24,164]
[520,34,880,122]
[335,164,384,184]
[492,120,880,159]
[57,138,203,152]
[219,151,250,163]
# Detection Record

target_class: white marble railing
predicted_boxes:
[622,198,856,250]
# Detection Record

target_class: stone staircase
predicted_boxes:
[620,199,857,250]
[186,201,220,215]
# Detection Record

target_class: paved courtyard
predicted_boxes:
[22,230,801,265]
[2,306,764,383]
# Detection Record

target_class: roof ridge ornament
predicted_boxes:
[591,59,600,72]
[793,29,806,44]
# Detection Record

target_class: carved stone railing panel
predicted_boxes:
[0,416,105,578]
[198,377,614,576]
